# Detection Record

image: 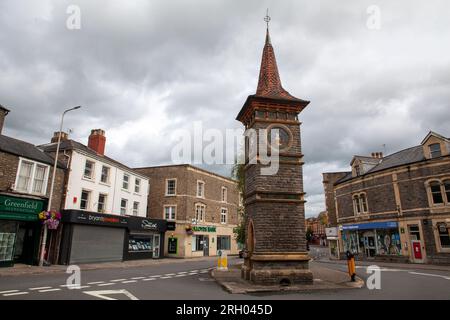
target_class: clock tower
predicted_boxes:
[236,22,313,285]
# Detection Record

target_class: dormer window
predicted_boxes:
[429,143,442,159]
[355,165,361,176]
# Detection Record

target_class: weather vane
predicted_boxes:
[264,8,271,29]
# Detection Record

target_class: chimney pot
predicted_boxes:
[51,131,69,143]
[88,129,106,155]
[0,105,10,135]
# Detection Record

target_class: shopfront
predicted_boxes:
[340,221,402,258]
[0,194,45,267]
[59,210,128,265]
[124,216,172,260]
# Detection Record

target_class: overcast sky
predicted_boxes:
[1,0,449,217]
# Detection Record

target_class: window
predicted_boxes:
[100,166,110,183]
[120,199,128,215]
[164,206,176,220]
[135,178,141,193]
[16,160,49,195]
[354,165,361,176]
[220,208,227,224]
[360,194,368,212]
[353,193,368,215]
[195,204,206,222]
[217,236,231,250]
[122,174,130,190]
[32,165,47,194]
[133,202,139,216]
[166,179,176,196]
[192,235,206,252]
[353,195,361,215]
[17,160,33,192]
[97,193,107,213]
[430,181,444,204]
[197,181,205,198]
[221,187,227,202]
[80,190,91,210]
[437,223,450,248]
[444,180,450,203]
[429,143,442,158]
[84,160,95,179]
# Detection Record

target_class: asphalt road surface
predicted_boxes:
[0,257,449,300]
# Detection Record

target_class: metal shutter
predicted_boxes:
[70,225,124,264]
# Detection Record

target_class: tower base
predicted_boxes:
[242,252,313,285]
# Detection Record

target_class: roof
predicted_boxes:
[421,131,450,144]
[350,155,381,166]
[39,139,147,178]
[134,164,238,184]
[0,104,10,113]
[0,134,61,167]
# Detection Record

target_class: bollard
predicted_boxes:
[346,251,356,282]
[217,250,228,271]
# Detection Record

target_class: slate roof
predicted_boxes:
[0,134,58,166]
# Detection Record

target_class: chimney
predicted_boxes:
[88,129,106,155]
[51,131,69,143]
[371,152,383,159]
[0,105,10,135]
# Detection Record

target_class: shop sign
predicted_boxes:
[141,219,158,230]
[62,210,128,227]
[192,225,216,232]
[325,227,338,238]
[0,195,44,221]
[342,221,398,231]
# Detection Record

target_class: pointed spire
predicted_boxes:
[256,14,299,101]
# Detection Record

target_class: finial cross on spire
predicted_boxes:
[264,8,271,29]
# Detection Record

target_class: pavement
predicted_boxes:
[212,262,364,294]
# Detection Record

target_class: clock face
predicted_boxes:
[268,126,291,151]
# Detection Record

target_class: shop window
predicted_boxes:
[132,202,139,216]
[100,166,110,183]
[192,235,206,252]
[134,178,141,193]
[195,204,206,222]
[220,208,227,224]
[217,236,231,250]
[128,235,152,253]
[97,193,107,213]
[166,179,176,196]
[437,223,450,248]
[83,160,95,179]
[197,181,205,198]
[164,206,176,220]
[429,143,442,158]
[80,190,91,210]
[430,181,444,204]
[122,174,130,190]
[376,230,401,255]
[120,198,128,215]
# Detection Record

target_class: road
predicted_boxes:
[0,257,449,300]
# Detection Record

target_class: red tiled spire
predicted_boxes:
[256,28,299,101]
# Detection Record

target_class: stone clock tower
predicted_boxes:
[236,24,313,285]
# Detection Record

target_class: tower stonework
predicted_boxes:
[236,28,313,285]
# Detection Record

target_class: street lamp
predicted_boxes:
[39,106,81,266]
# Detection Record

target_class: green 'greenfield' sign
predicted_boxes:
[0,195,44,221]
[192,226,216,233]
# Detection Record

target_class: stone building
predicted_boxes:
[0,107,66,267]
[134,164,240,258]
[323,131,450,264]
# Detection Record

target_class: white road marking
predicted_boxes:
[83,289,139,300]
[199,270,209,273]
[355,266,406,272]
[98,283,115,287]
[409,272,450,280]
[30,286,52,290]
[3,292,29,296]
[142,278,157,281]
[164,273,176,276]
[188,272,198,275]
[189,270,199,272]
[131,277,145,280]
[110,279,127,282]
[0,290,19,294]
[148,275,162,278]
[160,276,172,279]
[177,271,188,274]
[68,285,91,290]
[39,288,61,293]
[87,281,105,285]
[174,274,188,277]
[122,280,137,284]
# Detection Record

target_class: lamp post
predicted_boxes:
[39,106,81,266]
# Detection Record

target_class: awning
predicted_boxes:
[341,221,398,231]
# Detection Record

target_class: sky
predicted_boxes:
[1,0,449,217]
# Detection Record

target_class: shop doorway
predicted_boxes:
[14,221,39,265]
[203,236,209,256]
[362,231,376,257]
[153,234,160,258]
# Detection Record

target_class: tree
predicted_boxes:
[232,162,246,245]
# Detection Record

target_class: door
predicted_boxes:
[203,236,209,256]
[14,222,36,265]
[153,234,160,259]
[411,240,424,263]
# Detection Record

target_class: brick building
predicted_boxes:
[323,131,450,264]
[134,164,240,258]
[306,211,328,246]
[0,107,66,267]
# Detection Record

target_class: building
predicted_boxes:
[236,23,313,285]
[306,212,328,246]
[39,130,168,264]
[134,164,240,258]
[323,131,450,265]
[0,106,66,267]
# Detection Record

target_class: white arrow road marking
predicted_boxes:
[3,292,29,296]
[409,272,450,280]
[29,286,52,291]
[83,289,139,300]
[0,290,19,294]
[39,288,61,293]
